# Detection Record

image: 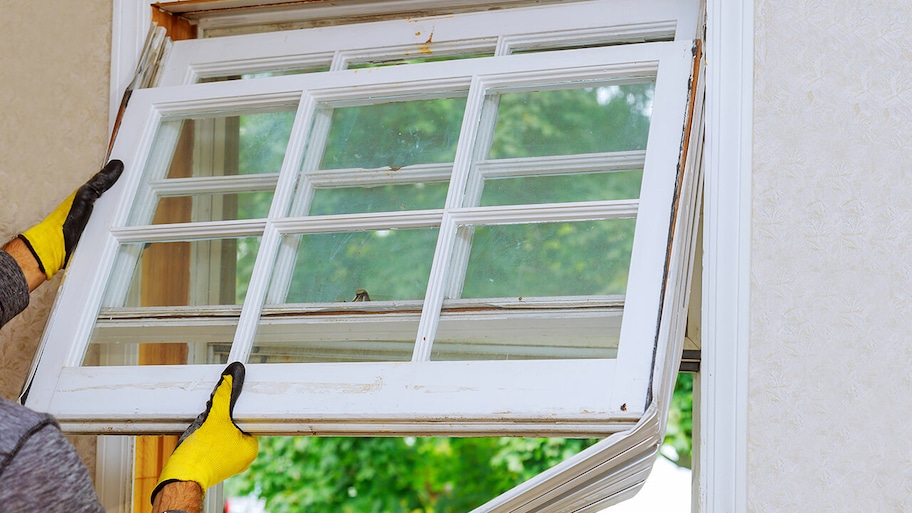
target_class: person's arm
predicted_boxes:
[0,248,31,327]
[0,399,105,512]
[2,237,46,292]
[152,481,203,513]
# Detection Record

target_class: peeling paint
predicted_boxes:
[418,30,435,54]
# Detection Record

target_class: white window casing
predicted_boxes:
[29,1,706,510]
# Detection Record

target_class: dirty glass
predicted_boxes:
[148,191,274,224]
[309,182,450,215]
[83,236,260,367]
[431,310,622,361]
[478,170,643,206]
[294,97,465,215]
[251,228,437,362]
[127,109,294,226]
[460,219,636,298]
[200,67,331,83]
[82,318,238,367]
[266,228,438,304]
[101,237,261,309]
[319,98,466,170]
[485,82,655,158]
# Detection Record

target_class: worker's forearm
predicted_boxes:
[3,237,46,291]
[151,481,203,513]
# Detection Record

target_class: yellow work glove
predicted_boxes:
[151,362,259,503]
[19,160,124,279]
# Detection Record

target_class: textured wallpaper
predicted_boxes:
[751,0,912,511]
[0,1,112,398]
[0,0,113,481]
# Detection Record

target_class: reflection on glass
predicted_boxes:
[146,191,274,225]
[318,97,466,170]
[431,309,622,361]
[200,67,331,83]
[155,110,294,179]
[102,237,261,308]
[486,82,655,158]
[250,313,420,363]
[267,228,437,304]
[82,318,238,367]
[129,108,294,226]
[479,170,643,206]
[460,220,636,298]
[310,182,449,215]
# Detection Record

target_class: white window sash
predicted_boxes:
[26,39,696,442]
[156,0,699,85]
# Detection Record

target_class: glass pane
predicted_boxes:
[129,108,295,226]
[101,237,261,308]
[310,182,449,215]
[251,228,437,363]
[347,52,494,69]
[160,110,294,178]
[82,318,237,367]
[201,67,331,83]
[251,313,420,363]
[267,228,438,304]
[485,82,655,158]
[479,170,642,206]
[432,309,621,361]
[146,191,274,224]
[460,220,635,298]
[318,97,466,170]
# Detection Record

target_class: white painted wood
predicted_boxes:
[609,39,695,413]
[109,0,151,132]
[28,38,695,433]
[699,0,752,512]
[95,436,134,513]
[47,360,633,436]
[154,0,697,84]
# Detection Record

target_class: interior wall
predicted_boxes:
[0,0,113,476]
[751,1,912,511]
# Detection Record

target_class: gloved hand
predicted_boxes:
[151,362,259,503]
[19,159,124,279]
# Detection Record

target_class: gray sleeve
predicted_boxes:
[0,422,106,512]
[0,250,29,328]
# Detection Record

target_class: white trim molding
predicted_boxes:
[110,0,152,132]
[700,0,751,512]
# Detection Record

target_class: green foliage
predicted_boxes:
[663,372,694,469]
[225,437,600,513]
[226,377,694,511]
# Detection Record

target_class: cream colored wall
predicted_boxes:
[0,1,113,477]
[0,2,113,398]
[751,1,912,511]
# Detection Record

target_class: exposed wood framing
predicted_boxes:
[152,5,197,40]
